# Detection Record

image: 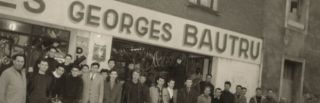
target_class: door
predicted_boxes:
[281,59,304,103]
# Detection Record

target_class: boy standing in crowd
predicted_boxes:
[103,70,123,103]
[234,85,243,103]
[49,65,65,102]
[122,70,144,103]
[264,89,277,103]
[150,76,170,103]
[167,79,177,103]
[62,54,74,74]
[169,57,186,89]
[46,47,59,73]
[177,78,199,103]
[140,73,150,103]
[220,81,235,103]
[199,74,215,103]
[212,88,222,103]
[27,59,52,103]
[249,88,265,103]
[63,66,83,103]
[238,87,248,103]
[197,86,212,103]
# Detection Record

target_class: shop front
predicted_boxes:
[0,0,263,98]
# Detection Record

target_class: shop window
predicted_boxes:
[285,0,309,32]
[111,39,212,87]
[188,0,219,15]
[0,19,70,68]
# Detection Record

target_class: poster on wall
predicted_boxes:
[75,36,89,64]
[92,43,106,62]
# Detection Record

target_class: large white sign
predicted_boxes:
[0,0,263,64]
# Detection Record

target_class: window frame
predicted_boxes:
[284,0,310,34]
[188,0,219,15]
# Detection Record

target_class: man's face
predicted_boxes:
[177,59,182,64]
[267,90,274,97]
[132,71,140,81]
[215,89,222,97]
[110,71,118,80]
[204,87,211,95]
[168,80,175,88]
[65,56,72,63]
[224,84,231,90]
[91,65,99,73]
[48,48,57,58]
[134,63,140,69]
[82,66,89,73]
[108,61,115,69]
[13,56,25,70]
[56,67,65,76]
[185,80,193,88]
[139,76,146,84]
[236,87,242,93]
[38,61,49,73]
[206,75,212,82]
[71,68,80,77]
[128,63,134,70]
[256,90,262,96]
[102,72,108,78]
[241,89,247,96]
[53,42,60,47]
[157,78,165,86]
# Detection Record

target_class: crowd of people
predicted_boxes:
[0,47,279,103]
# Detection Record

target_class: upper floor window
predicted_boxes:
[188,0,218,14]
[285,0,309,32]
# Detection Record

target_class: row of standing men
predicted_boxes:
[0,53,278,103]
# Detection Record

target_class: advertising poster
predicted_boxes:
[92,43,107,62]
[75,36,89,64]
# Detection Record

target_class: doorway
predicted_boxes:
[280,58,305,103]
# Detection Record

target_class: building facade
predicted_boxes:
[262,0,320,103]
[0,0,319,103]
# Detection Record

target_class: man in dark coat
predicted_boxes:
[168,58,186,89]
[122,70,144,103]
[249,88,265,103]
[27,59,52,103]
[212,88,222,103]
[124,62,135,81]
[263,89,277,103]
[177,78,200,103]
[63,66,83,103]
[220,81,235,103]
[48,65,65,101]
[62,54,74,75]
[46,47,59,74]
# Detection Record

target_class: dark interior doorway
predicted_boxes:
[281,59,304,103]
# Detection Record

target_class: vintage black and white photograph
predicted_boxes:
[0,0,319,103]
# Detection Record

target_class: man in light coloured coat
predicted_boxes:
[0,54,27,103]
[150,76,170,103]
[82,62,104,103]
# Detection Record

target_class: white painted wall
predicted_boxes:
[213,58,261,102]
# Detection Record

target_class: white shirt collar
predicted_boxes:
[53,71,62,78]
[167,88,174,98]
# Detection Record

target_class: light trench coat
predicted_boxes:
[82,73,104,103]
[0,67,27,103]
